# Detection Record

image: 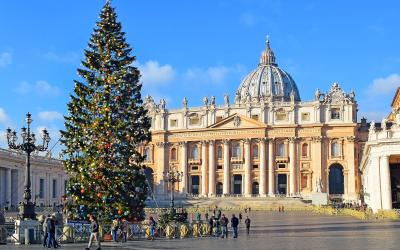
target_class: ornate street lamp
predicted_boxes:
[6,112,51,220]
[163,167,183,213]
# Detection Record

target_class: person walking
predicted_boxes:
[86,214,101,250]
[149,216,156,240]
[121,218,128,242]
[238,212,242,224]
[208,216,214,236]
[42,214,50,247]
[111,218,119,242]
[46,215,56,248]
[245,216,251,235]
[231,214,239,238]
[220,214,228,239]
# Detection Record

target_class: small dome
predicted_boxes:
[236,39,300,103]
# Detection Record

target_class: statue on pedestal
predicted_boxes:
[315,177,323,193]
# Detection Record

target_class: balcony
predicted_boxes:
[275,156,289,163]
[188,158,201,165]
[230,156,243,163]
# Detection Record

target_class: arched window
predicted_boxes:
[191,145,199,159]
[252,145,259,159]
[217,145,223,160]
[170,148,177,161]
[331,141,341,157]
[232,142,241,158]
[144,147,151,161]
[302,143,308,157]
[277,142,285,157]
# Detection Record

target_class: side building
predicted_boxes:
[0,148,68,209]
[141,39,366,202]
[361,87,400,211]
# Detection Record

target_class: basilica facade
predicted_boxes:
[142,40,365,202]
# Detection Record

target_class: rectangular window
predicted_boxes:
[278,164,286,169]
[251,115,259,121]
[191,166,199,171]
[170,119,178,127]
[189,116,200,125]
[39,179,45,199]
[252,164,258,169]
[331,108,340,119]
[216,116,223,122]
[301,112,310,121]
[52,179,57,199]
[277,143,285,157]
[217,165,223,170]
[276,113,287,121]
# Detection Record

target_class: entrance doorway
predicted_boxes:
[252,182,259,195]
[277,174,287,195]
[191,176,200,195]
[390,162,400,208]
[233,175,242,195]
[216,182,223,195]
[329,164,344,194]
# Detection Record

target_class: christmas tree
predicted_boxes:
[61,1,151,222]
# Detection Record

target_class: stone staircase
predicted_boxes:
[146,197,310,210]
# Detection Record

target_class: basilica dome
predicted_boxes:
[236,40,300,103]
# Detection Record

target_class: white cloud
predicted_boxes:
[43,51,79,64]
[239,12,258,27]
[184,64,244,84]
[14,80,60,96]
[358,110,390,122]
[0,52,12,67]
[38,111,63,122]
[0,107,12,127]
[134,60,176,85]
[367,74,400,95]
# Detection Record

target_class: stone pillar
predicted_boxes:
[156,142,168,196]
[343,171,348,196]
[312,136,322,192]
[6,168,11,206]
[289,137,297,195]
[259,138,267,196]
[268,139,275,196]
[380,155,392,210]
[208,140,216,196]
[179,141,188,193]
[346,136,356,199]
[201,141,208,196]
[223,139,230,195]
[244,139,251,196]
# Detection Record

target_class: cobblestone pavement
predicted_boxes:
[3,211,400,250]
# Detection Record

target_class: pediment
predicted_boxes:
[208,114,266,129]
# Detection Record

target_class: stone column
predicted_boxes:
[380,155,392,210]
[156,142,168,196]
[223,139,230,195]
[208,140,216,196]
[346,136,356,199]
[268,139,275,196]
[343,171,348,195]
[312,136,322,192]
[289,137,297,195]
[201,141,208,196]
[6,168,11,206]
[244,139,251,196]
[179,141,188,193]
[259,138,267,196]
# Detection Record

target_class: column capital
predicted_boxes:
[222,139,230,145]
[346,136,356,142]
[208,140,215,146]
[178,141,187,147]
[200,140,209,145]
[156,142,170,148]
[242,138,252,144]
[288,137,299,143]
[312,136,322,142]
[257,138,268,143]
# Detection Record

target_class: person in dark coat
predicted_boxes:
[43,214,50,247]
[220,214,229,239]
[231,214,239,238]
[86,215,101,250]
[245,216,251,235]
[46,216,57,248]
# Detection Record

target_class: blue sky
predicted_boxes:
[0,0,399,154]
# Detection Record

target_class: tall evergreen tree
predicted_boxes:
[61,1,151,222]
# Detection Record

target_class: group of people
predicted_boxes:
[110,217,129,242]
[42,214,59,248]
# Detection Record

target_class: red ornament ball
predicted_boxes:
[118,209,122,215]
[80,189,85,194]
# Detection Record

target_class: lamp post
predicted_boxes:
[6,112,51,220]
[163,167,183,214]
